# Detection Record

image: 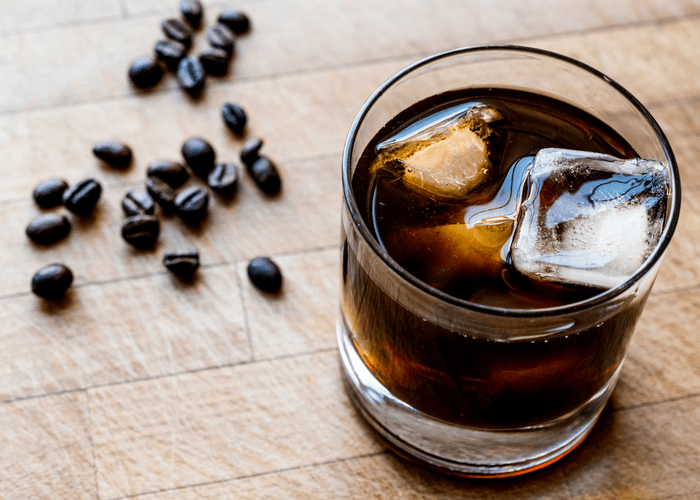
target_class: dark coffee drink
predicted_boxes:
[343,88,651,428]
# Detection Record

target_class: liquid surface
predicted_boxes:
[353,88,636,308]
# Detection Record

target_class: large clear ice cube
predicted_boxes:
[372,104,502,200]
[511,148,669,290]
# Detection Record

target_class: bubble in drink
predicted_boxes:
[511,148,669,289]
[372,104,502,199]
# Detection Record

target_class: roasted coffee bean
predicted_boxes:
[26,213,71,245]
[206,23,235,54]
[221,102,247,134]
[128,55,164,88]
[122,189,155,217]
[218,9,250,34]
[163,249,200,276]
[31,263,73,299]
[155,39,187,71]
[147,159,189,188]
[177,57,205,95]
[247,257,282,293]
[181,137,215,176]
[63,179,101,215]
[33,178,68,208]
[249,156,281,194]
[180,0,203,28]
[121,214,160,248]
[199,47,231,76]
[145,177,177,211]
[93,140,132,168]
[240,137,263,167]
[162,18,192,47]
[175,186,209,221]
[208,163,239,196]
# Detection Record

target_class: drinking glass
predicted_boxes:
[338,45,682,477]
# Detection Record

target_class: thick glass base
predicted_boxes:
[338,315,621,477]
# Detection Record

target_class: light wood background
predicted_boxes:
[2,0,700,498]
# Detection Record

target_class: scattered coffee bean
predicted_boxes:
[63,179,101,215]
[240,137,263,167]
[31,263,74,299]
[122,189,155,217]
[93,140,132,169]
[249,156,281,194]
[247,257,282,293]
[182,137,216,176]
[146,177,177,211]
[180,0,203,29]
[208,163,239,196]
[121,214,160,248]
[155,39,187,71]
[206,23,235,54]
[33,178,68,209]
[221,102,247,134]
[177,56,206,95]
[199,47,231,76]
[163,249,200,276]
[175,186,209,221]
[218,9,250,35]
[162,18,192,47]
[26,213,71,245]
[128,55,164,88]
[147,159,189,188]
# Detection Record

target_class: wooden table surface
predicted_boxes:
[2,0,700,498]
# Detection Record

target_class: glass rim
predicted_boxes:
[342,44,682,318]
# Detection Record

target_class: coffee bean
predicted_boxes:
[162,18,192,47]
[208,163,239,196]
[175,186,209,221]
[122,189,155,217]
[182,137,215,176]
[206,23,235,54]
[26,213,71,245]
[249,156,281,195]
[199,47,231,76]
[146,177,177,211]
[31,263,73,299]
[240,137,263,167]
[218,9,250,34]
[221,102,247,134]
[155,39,187,71]
[177,56,205,95]
[128,55,164,88]
[63,179,101,215]
[33,178,68,208]
[247,257,282,293]
[93,140,132,169]
[163,249,200,276]
[180,0,203,29]
[147,159,189,188]
[121,214,160,248]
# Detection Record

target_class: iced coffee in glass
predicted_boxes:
[338,46,681,476]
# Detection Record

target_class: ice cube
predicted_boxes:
[372,105,502,200]
[511,148,668,290]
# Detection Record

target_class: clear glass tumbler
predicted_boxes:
[338,46,682,477]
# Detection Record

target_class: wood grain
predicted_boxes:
[242,248,340,361]
[0,392,96,499]
[89,350,383,499]
[3,0,700,498]
[0,266,249,401]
